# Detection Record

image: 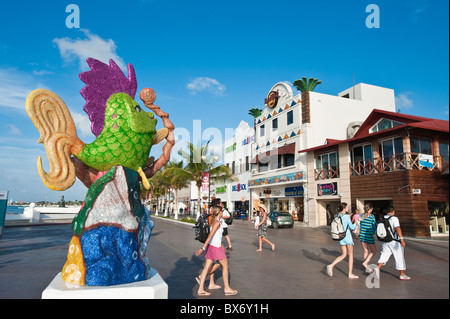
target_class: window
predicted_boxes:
[439,141,449,157]
[287,111,293,125]
[245,156,249,171]
[351,144,373,175]
[411,136,432,155]
[260,124,265,137]
[370,118,404,133]
[283,153,295,167]
[232,161,235,174]
[315,151,339,179]
[380,137,404,171]
[272,118,278,131]
[258,162,268,172]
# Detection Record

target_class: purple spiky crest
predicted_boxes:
[79,58,137,137]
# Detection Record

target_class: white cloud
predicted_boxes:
[7,124,21,135]
[395,93,413,109]
[187,77,226,96]
[0,68,46,111]
[53,29,125,71]
[72,111,94,138]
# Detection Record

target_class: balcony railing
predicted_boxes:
[350,153,449,176]
[315,166,340,180]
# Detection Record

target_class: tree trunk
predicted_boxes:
[301,91,310,123]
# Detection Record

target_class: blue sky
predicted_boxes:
[0,0,448,203]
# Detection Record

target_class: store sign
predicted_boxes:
[242,135,254,146]
[285,186,304,197]
[216,186,227,194]
[232,183,247,192]
[419,153,433,168]
[225,143,236,153]
[317,182,338,196]
[265,90,280,108]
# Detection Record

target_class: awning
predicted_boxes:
[250,143,295,164]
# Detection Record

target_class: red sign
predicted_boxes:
[265,90,280,108]
[201,172,210,193]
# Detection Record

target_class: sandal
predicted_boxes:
[198,291,211,296]
[224,289,238,296]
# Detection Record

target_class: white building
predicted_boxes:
[249,81,396,224]
[213,121,254,216]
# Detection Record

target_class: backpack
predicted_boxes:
[224,209,233,225]
[194,213,211,243]
[376,215,399,242]
[331,215,348,241]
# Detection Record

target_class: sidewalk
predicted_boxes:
[0,215,448,299]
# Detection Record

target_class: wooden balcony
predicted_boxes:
[314,166,340,180]
[350,153,449,176]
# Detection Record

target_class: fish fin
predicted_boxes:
[26,89,85,191]
[137,167,150,190]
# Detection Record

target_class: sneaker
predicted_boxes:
[365,267,374,274]
[399,275,411,281]
[326,265,333,277]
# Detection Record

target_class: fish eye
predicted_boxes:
[135,105,141,112]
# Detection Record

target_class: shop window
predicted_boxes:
[428,201,449,234]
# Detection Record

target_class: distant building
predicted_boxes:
[213,121,254,215]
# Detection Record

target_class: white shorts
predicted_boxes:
[377,241,406,270]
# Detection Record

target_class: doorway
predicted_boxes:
[364,199,393,220]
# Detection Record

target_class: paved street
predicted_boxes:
[0,216,448,299]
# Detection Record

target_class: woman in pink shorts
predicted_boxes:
[195,207,238,296]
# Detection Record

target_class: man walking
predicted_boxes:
[377,206,411,281]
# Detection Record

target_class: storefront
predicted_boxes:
[249,175,306,221]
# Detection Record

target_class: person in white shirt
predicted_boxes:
[211,198,233,249]
[377,206,411,281]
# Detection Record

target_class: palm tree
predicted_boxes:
[148,170,170,216]
[248,107,262,118]
[293,77,322,124]
[248,107,263,133]
[163,160,190,220]
[166,141,235,219]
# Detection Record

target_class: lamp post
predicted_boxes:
[201,155,220,216]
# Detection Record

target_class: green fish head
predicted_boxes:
[121,93,157,134]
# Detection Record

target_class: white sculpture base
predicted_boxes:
[42,271,168,299]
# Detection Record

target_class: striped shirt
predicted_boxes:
[359,214,377,244]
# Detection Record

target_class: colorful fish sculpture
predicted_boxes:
[25,58,174,191]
